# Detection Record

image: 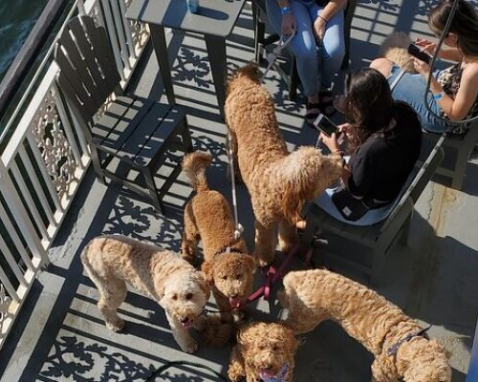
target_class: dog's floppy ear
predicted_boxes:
[154,277,166,302]
[201,261,215,286]
[193,270,211,301]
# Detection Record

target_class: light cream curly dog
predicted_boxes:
[225,64,343,267]
[280,269,451,382]
[379,31,417,73]
[228,322,299,382]
[181,151,256,324]
[81,235,210,353]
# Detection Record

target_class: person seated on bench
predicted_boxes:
[371,0,478,135]
[316,68,422,226]
[266,0,346,123]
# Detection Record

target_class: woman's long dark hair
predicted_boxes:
[343,68,395,145]
[429,0,478,58]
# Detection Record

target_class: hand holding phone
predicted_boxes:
[407,43,432,65]
[313,114,343,138]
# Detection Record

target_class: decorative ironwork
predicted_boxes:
[31,88,77,199]
[125,0,150,54]
[0,284,11,337]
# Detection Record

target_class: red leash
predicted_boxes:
[242,245,314,306]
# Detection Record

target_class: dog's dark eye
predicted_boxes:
[235,274,242,280]
[172,294,178,300]
[272,345,279,351]
[222,275,228,280]
[258,345,265,350]
[185,293,193,300]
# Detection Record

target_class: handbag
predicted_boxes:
[331,188,371,222]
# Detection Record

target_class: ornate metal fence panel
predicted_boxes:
[0,0,150,350]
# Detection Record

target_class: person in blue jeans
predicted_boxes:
[266,0,346,124]
[371,0,478,135]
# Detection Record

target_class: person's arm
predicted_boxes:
[414,59,478,121]
[276,0,296,35]
[415,39,463,62]
[314,0,347,40]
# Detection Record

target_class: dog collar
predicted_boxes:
[259,364,289,382]
[211,244,245,260]
[386,324,432,357]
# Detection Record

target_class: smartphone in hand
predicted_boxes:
[407,43,432,65]
[313,113,344,142]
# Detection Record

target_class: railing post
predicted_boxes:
[0,160,48,266]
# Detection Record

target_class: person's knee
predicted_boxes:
[370,58,393,77]
[295,45,317,63]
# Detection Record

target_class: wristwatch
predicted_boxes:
[281,5,292,15]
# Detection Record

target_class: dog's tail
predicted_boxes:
[182,151,213,192]
[80,238,106,293]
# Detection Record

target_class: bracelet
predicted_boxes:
[281,6,292,15]
[318,15,328,24]
[433,91,445,101]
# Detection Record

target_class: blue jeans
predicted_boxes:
[266,0,345,96]
[388,64,450,133]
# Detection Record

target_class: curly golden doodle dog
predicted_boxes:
[81,235,210,353]
[228,322,299,382]
[225,64,343,267]
[379,32,417,73]
[181,151,255,323]
[280,269,451,382]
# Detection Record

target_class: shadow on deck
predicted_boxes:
[0,1,477,381]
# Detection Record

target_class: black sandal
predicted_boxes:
[306,101,321,125]
[318,89,336,117]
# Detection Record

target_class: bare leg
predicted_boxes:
[97,278,127,332]
[278,220,299,253]
[181,202,200,264]
[254,220,277,267]
[370,57,394,78]
[166,311,198,353]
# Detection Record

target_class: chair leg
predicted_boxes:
[180,117,194,153]
[289,58,299,102]
[143,167,163,213]
[450,146,470,190]
[91,146,106,185]
[398,214,413,246]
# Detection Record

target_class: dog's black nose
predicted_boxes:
[181,317,190,324]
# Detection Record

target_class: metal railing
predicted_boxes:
[0,0,149,350]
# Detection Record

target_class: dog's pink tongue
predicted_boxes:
[259,369,274,379]
[229,297,242,308]
[182,320,194,329]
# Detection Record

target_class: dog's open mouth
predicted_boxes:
[259,364,289,382]
[180,317,194,329]
[228,297,243,309]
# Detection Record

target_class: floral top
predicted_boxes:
[437,62,478,135]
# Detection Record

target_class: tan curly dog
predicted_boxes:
[228,321,299,382]
[81,235,210,353]
[280,269,451,382]
[224,64,343,267]
[181,151,255,324]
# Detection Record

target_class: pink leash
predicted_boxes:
[241,244,314,306]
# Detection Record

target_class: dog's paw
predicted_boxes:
[106,318,126,333]
[180,338,199,353]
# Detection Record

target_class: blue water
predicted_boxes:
[0,0,47,81]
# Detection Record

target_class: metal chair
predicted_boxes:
[54,16,193,213]
[300,140,445,286]
[421,121,478,190]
